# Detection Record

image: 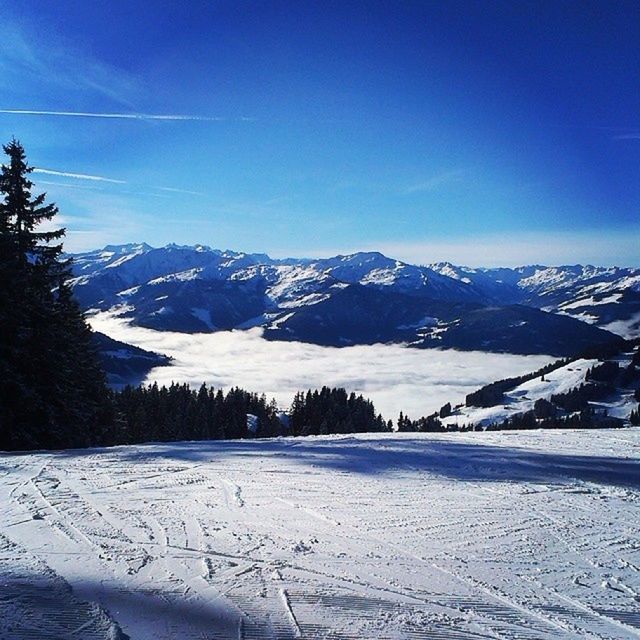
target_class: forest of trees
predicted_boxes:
[1,139,638,451]
[289,387,390,436]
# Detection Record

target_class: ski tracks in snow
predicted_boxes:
[0,430,639,639]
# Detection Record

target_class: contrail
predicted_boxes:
[33,168,126,183]
[0,109,227,121]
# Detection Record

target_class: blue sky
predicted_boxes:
[1,0,638,266]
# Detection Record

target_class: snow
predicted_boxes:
[2,429,639,639]
[88,311,552,419]
[117,285,141,297]
[278,292,331,309]
[443,358,598,429]
[360,267,400,286]
[560,293,623,310]
[265,265,332,306]
[443,354,639,429]
[147,267,203,284]
[396,316,438,330]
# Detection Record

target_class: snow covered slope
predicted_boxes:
[443,348,640,429]
[2,430,639,639]
[70,243,632,356]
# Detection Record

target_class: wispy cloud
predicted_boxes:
[0,23,137,107]
[404,170,465,194]
[33,168,126,184]
[157,186,205,196]
[613,132,640,140]
[32,167,210,200]
[0,109,227,122]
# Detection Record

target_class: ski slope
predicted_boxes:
[2,429,640,639]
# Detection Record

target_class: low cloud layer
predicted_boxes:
[90,313,552,420]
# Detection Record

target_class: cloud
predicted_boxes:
[404,170,465,194]
[0,109,226,122]
[157,186,205,196]
[0,23,137,107]
[33,168,206,199]
[367,228,640,268]
[89,312,551,419]
[33,168,126,184]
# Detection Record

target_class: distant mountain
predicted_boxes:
[92,331,171,386]
[429,262,640,336]
[71,243,638,357]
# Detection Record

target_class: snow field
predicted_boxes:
[1,429,639,639]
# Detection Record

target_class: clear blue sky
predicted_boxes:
[1,0,638,266]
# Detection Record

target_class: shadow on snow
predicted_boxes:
[9,432,638,490]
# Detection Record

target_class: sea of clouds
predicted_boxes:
[90,312,553,420]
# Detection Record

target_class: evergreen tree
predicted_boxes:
[0,139,110,450]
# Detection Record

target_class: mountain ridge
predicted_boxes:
[70,242,639,356]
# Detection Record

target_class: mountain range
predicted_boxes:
[71,243,640,358]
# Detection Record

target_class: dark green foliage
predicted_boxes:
[533,398,556,419]
[0,139,112,451]
[620,346,640,386]
[289,387,389,436]
[489,407,624,431]
[107,383,283,445]
[579,340,633,360]
[550,382,614,412]
[586,361,619,383]
[396,410,444,432]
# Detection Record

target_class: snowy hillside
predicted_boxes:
[443,347,640,429]
[2,430,639,639]
[69,243,634,356]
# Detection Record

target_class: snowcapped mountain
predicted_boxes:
[429,262,640,337]
[70,243,636,356]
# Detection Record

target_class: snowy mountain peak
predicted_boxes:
[70,242,639,351]
[102,242,154,254]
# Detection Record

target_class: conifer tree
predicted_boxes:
[0,139,110,450]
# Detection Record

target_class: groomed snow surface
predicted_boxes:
[2,429,640,639]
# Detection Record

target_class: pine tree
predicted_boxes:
[0,139,110,450]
